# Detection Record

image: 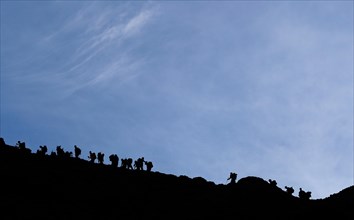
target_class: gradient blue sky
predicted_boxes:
[1,1,353,199]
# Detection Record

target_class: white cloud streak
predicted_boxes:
[123,9,153,36]
[38,4,156,96]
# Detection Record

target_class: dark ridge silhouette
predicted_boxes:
[0,137,353,219]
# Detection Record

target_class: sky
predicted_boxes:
[0,1,353,199]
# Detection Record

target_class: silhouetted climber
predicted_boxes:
[42,145,48,154]
[97,152,104,164]
[56,146,65,157]
[134,157,145,170]
[109,154,119,167]
[36,145,48,156]
[74,145,81,159]
[16,141,31,153]
[121,158,127,169]
[227,172,237,185]
[144,161,153,172]
[0,137,5,147]
[16,141,25,150]
[64,150,73,158]
[268,179,277,187]
[299,188,311,200]
[121,158,133,169]
[121,158,126,169]
[88,151,97,163]
[126,158,133,169]
[16,141,25,149]
[285,186,294,195]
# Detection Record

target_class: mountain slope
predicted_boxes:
[0,141,353,219]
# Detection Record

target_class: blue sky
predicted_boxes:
[1,1,353,199]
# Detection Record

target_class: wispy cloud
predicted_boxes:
[122,9,153,36]
[37,3,156,95]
